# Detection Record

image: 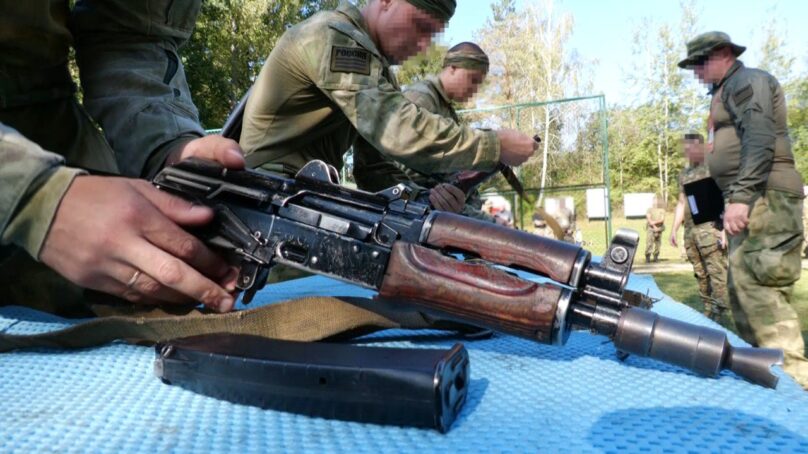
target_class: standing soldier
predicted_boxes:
[352,41,495,221]
[645,197,666,263]
[680,31,807,388]
[670,133,729,323]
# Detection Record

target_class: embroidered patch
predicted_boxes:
[330,46,371,75]
[733,83,753,106]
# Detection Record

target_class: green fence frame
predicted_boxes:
[459,94,612,241]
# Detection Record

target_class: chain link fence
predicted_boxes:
[460,95,612,252]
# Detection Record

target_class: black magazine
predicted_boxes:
[154,334,469,432]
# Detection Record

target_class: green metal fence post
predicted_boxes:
[599,95,612,241]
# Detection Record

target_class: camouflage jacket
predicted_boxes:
[0,0,204,259]
[353,76,460,192]
[239,2,499,177]
[646,207,666,230]
[352,76,494,222]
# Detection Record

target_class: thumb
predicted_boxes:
[177,136,246,170]
[212,144,246,170]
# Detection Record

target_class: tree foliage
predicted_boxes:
[472,0,591,203]
[182,0,342,128]
[395,43,448,87]
[787,77,808,182]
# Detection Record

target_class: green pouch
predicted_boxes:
[743,232,803,287]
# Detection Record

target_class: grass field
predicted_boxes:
[654,270,808,351]
[572,211,690,261]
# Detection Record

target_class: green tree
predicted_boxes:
[395,43,448,87]
[622,1,703,204]
[183,0,342,129]
[787,77,808,182]
[758,16,795,83]
[474,0,589,204]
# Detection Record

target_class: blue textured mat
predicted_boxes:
[1,272,807,453]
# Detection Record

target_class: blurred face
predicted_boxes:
[682,139,705,164]
[691,48,732,85]
[442,67,486,103]
[375,0,445,64]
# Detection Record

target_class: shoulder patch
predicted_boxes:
[330,46,371,75]
[733,83,753,106]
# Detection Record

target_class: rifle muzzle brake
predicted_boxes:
[613,307,782,388]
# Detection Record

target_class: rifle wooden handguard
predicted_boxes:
[424,212,588,286]
[379,243,572,344]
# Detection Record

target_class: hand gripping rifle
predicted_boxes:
[153,158,783,388]
[445,135,565,239]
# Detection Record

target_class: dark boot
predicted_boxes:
[645,254,651,263]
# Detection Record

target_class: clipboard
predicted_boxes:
[683,177,724,225]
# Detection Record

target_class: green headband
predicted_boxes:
[405,0,456,22]
[443,53,489,73]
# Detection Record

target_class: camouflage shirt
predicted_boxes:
[647,207,665,226]
[240,2,499,177]
[353,75,460,192]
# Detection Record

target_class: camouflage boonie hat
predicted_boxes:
[678,31,746,69]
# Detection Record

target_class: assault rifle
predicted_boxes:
[153,158,783,388]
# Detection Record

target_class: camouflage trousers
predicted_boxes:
[804,214,808,258]
[645,227,663,259]
[684,226,729,322]
[727,189,808,389]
